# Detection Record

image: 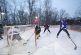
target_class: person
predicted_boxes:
[44,24,50,33]
[35,25,41,39]
[0,24,3,40]
[56,19,77,50]
[57,19,70,38]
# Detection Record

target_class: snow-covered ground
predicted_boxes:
[0,27,81,55]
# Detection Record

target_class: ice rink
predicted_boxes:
[0,26,81,55]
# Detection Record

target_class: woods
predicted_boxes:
[0,0,81,25]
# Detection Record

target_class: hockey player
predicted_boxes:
[35,25,41,39]
[56,19,77,50]
[44,24,50,33]
[34,25,41,47]
[57,19,70,38]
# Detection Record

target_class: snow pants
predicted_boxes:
[57,27,70,37]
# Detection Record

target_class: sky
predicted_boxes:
[52,0,81,17]
[7,0,81,17]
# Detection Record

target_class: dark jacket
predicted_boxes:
[44,24,49,29]
[35,26,41,34]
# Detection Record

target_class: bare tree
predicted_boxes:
[59,9,69,20]
[8,0,16,25]
[26,0,36,24]
[51,8,58,24]
[44,0,52,24]
[0,0,13,25]
[74,7,81,18]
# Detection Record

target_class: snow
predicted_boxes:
[0,26,81,55]
[33,28,81,55]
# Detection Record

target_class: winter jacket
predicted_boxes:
[60,20,67,29]
[44,24,49,29]
[35,26,41,34]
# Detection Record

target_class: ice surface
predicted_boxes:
[0,27,81,55]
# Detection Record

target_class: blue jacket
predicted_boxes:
[60,20,67,29]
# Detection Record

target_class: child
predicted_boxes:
[44,24,50,33]
[57,19,70,38]
[35,25,41,39]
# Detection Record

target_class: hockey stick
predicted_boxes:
[23,33,34,45]
[20,28,33,35]
[63,28,77,50]
[67,36,77,50]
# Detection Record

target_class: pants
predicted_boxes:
[57,27,70,37]
[35,32,40,39]
[44,28,50,32]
